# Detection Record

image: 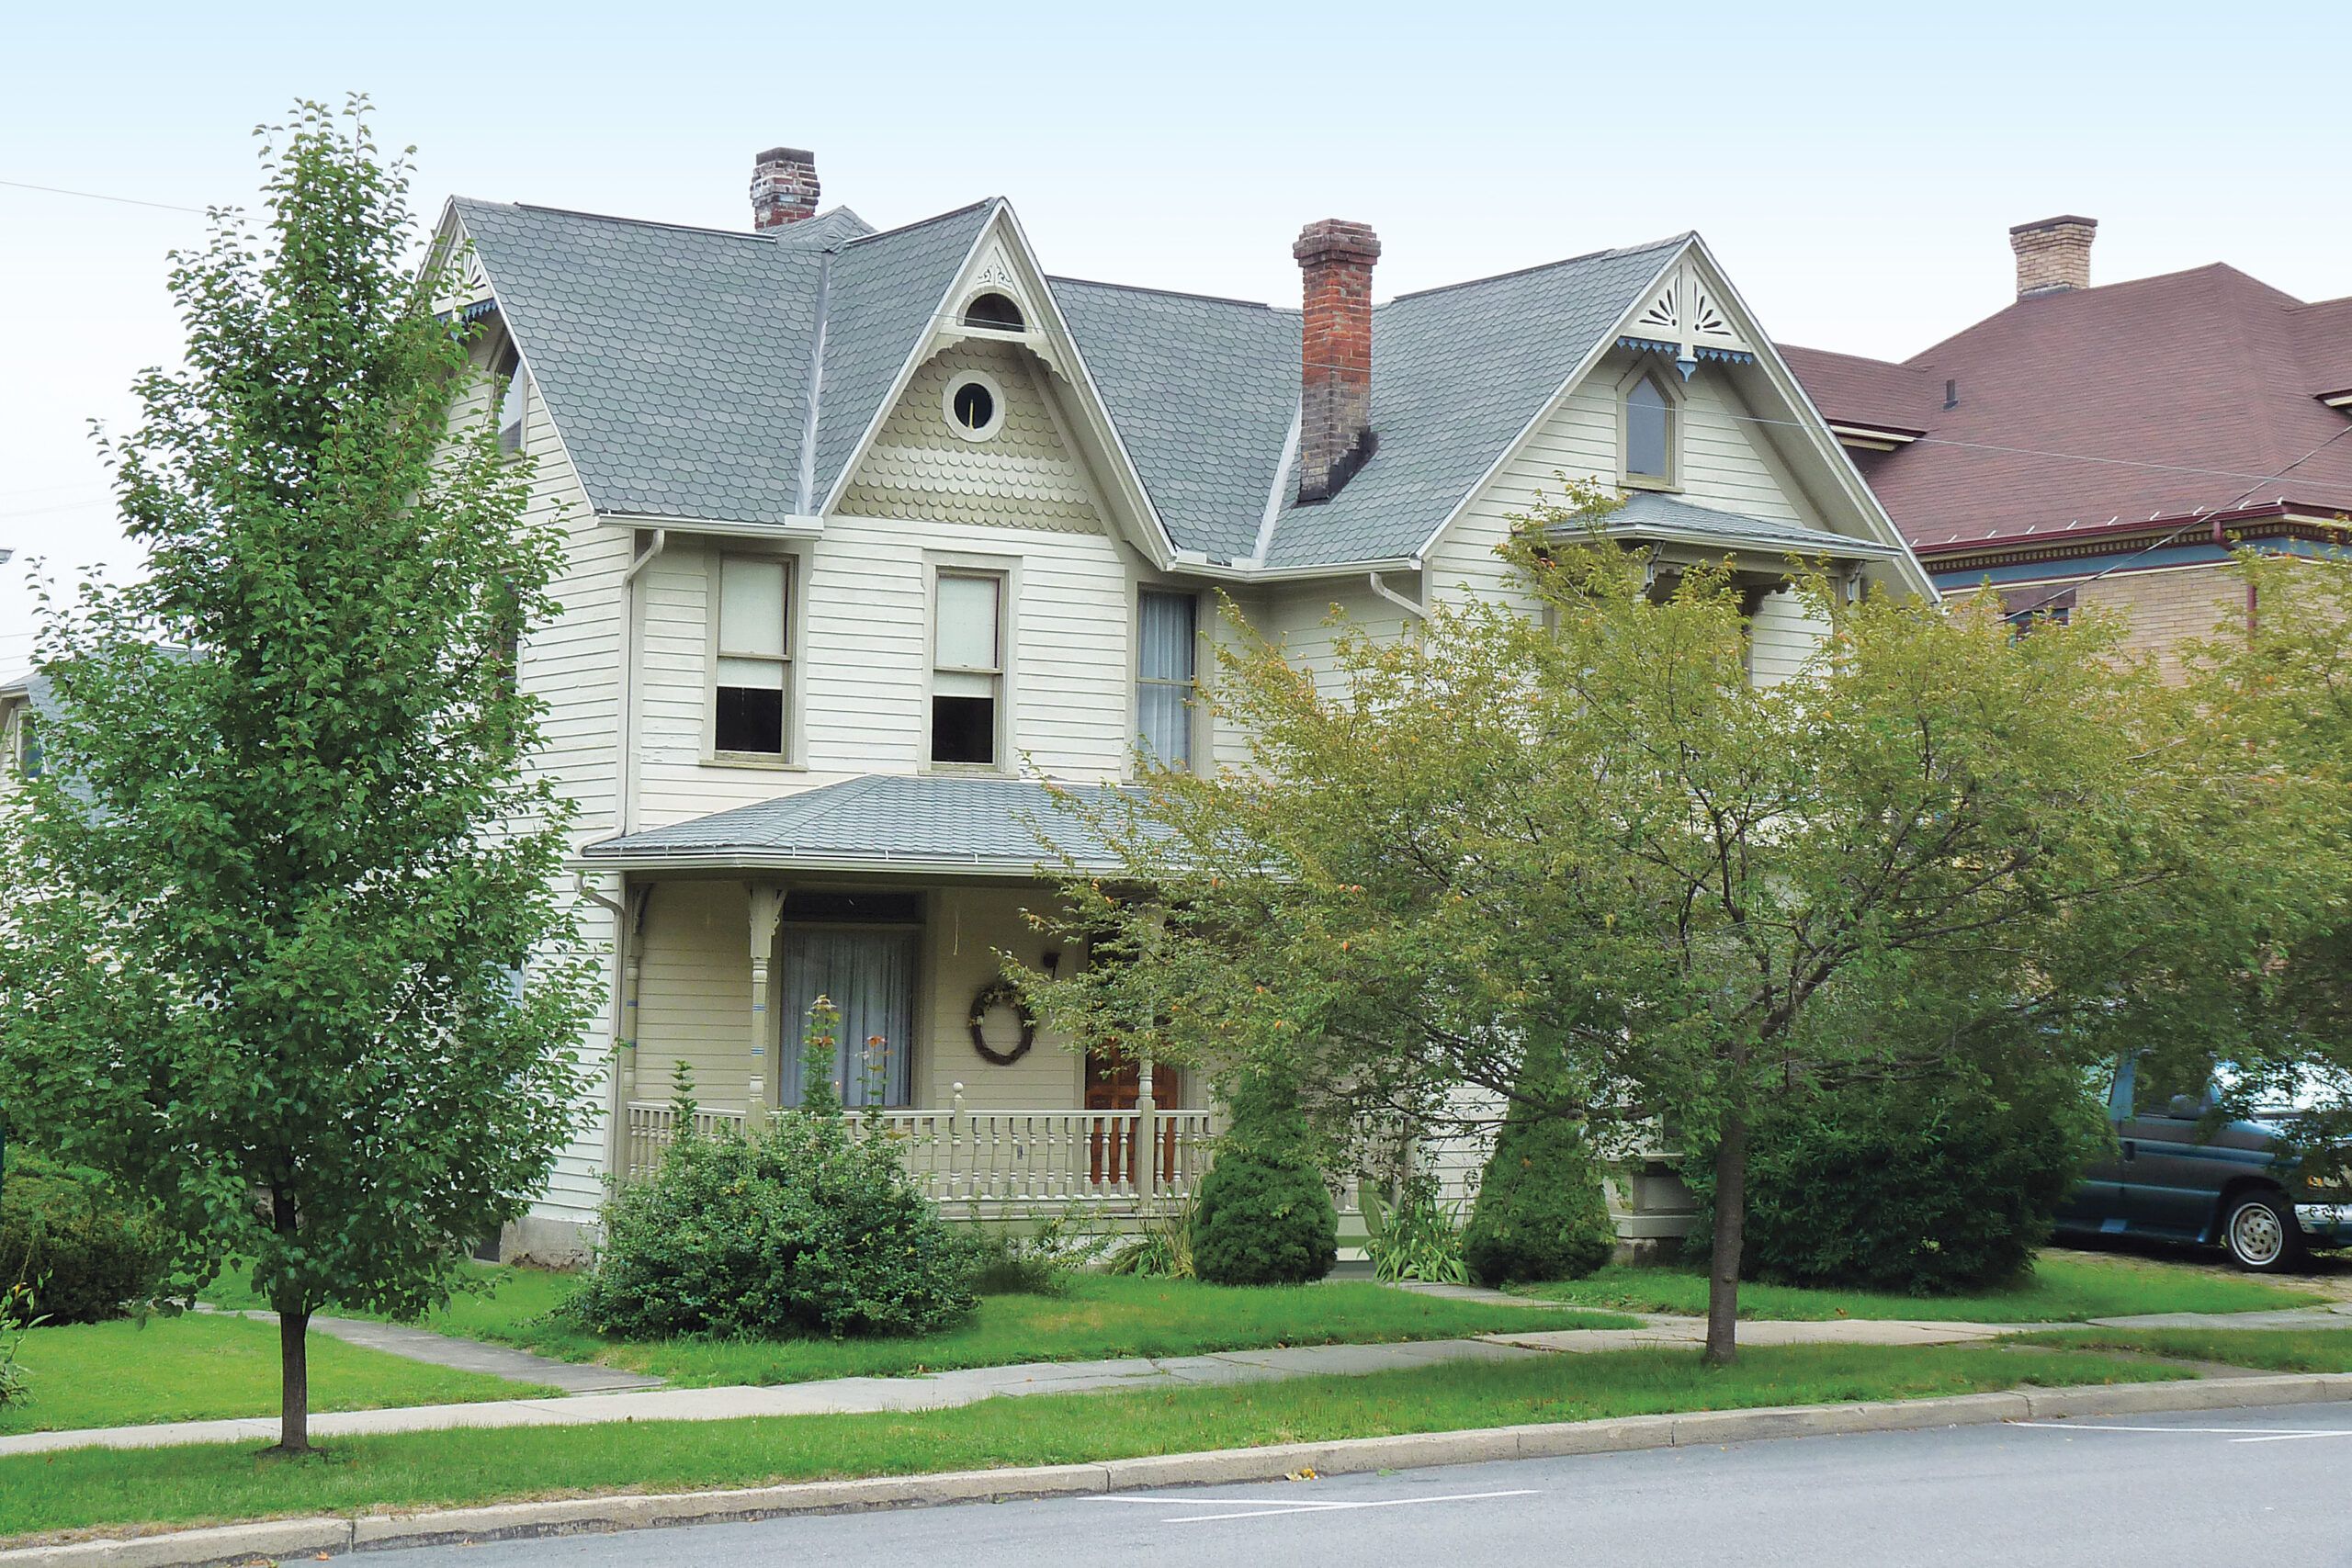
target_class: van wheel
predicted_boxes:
[2222,1191,2301,1272]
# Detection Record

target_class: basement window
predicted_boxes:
[712,555,792,758]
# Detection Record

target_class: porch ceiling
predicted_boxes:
[578,773,1135,876]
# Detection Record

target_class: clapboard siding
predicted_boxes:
[506,367,627,1224]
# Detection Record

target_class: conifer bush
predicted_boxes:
[1190,1073,1338,1287]
[1460,1099,1615,1286]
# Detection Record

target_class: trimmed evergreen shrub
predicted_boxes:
[1191,1074,1337,1287]
[1460,1099,1615,1286]
[569,1001,976,1340]
[1684,1064,2106,1295]
[0,1151,168,1323]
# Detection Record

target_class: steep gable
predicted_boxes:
[835,340,1105,533]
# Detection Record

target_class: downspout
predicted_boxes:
[1367,569,1427,621]
[594,527,665,1199]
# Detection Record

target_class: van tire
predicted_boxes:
[2221,1190,2302,1272]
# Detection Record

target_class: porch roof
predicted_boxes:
[1589,492,1905,562]
[578,773,1129,876]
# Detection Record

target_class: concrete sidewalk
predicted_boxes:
[0,1314,2013,1458]
[205,1310,663,1395]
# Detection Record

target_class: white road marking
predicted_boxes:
[1089,1487,1541,1524]
[2015,1421,2352,1443]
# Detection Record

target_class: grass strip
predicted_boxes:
[0,1342,2179,1541]
[2012,1325,2352,1372]
[0,1315,553,1436]
[203,1268,1629,1387]
[1518,1252,2322,1323]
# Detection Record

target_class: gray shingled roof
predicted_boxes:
[458,194,1691,570]
[580,773,1126,873]
[1600,492,1903,559]
[1263,238,1689,568]
[1049,279,1296,563]
[454,198,991,525]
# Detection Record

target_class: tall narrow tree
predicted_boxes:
[0,100,594,1450]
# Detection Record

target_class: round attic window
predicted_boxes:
[944,369,1006,442]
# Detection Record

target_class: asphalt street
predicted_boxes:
[356,1401,2352,1568]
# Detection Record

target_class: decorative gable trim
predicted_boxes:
[1624,258,1755,376]
[819,202,1175,568]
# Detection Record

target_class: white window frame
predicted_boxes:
[706,548,799,767]
[495,340,529,458]
[922,554,1016,773]
[1132,584,1202,774]
[1616,360,1682,491]
[941,368,1008,444]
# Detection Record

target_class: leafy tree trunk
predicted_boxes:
[275,1306,311,1454]
[1703,1112,1747,1367]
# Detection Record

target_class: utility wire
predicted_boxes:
[0,177,208,214]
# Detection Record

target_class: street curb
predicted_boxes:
[8,1372,2349,1567]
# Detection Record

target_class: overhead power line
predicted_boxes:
[0,177,208,214]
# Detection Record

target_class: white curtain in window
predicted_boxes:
[777,926,916,1108]
[1136,590,1195,767]
[935,574,1000,670]
[719,558,788,658]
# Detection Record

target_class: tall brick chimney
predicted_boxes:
[2009,215,2097,299]
[752,148,820,231]
[1294,219,1381,503]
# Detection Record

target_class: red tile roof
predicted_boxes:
[1782,265,2352,550]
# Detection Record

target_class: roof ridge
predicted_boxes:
[470,198,778,243]
[839,197,1002,250]
[1047,274,1285,311]
[1386,232,1692,305]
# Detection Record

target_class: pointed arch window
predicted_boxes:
[1623,368,1677,487]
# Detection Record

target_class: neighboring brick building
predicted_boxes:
[1783,217,2352,671]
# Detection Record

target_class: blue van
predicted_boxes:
[2051,1054,2352,1272]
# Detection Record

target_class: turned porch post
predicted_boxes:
[747,884,786,1125]
[1136,1056,1159,1209]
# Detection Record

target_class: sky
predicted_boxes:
[4,0,2346,671]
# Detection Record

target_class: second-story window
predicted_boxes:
[1624,370,1674,485]
[1136,589,1197,770]
[496,343,529,457]
[932,571,1002,767]
[714,555,790,758]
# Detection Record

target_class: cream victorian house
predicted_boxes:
[438,147,1933,1259]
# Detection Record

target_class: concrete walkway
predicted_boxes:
[0,1314,2018,1459]
[16,1299,2347,1461]
[203,1309,662,1395]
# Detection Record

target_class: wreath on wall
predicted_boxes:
[967,979,1036,1066]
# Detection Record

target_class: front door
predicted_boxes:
[777,924,917,1108]
[1083,1048,1181,1186]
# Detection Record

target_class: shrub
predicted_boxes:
[1106,1196,1195,1279]
[1460,1097,1615,1286]
[0,1151,167,1323]
[0,1280,38,1408]
[1191,1073,1336,1287]
[952,1206,1110,1296]
[1362,1174,1468,1284]
[1685,1064,2106,1295]
[568,1000,976,1340]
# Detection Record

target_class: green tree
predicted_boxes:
[1028,484,2273,1364]
[0,100,595,1450]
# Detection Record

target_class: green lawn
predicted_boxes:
[0,1315,553,1436]
[0,1340,2177,1540]
[2013,1325,2352,1372]
[1517,1251,2324,1323]
[204,1266,1629,1387]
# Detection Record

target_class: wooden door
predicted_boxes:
[1084,1049,1180,1186]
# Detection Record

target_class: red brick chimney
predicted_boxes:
[2009,215,2097,299]
[752,148,820,231]
[1294,219,1381,503]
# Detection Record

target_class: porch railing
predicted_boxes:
[619,1101,1216,1213]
